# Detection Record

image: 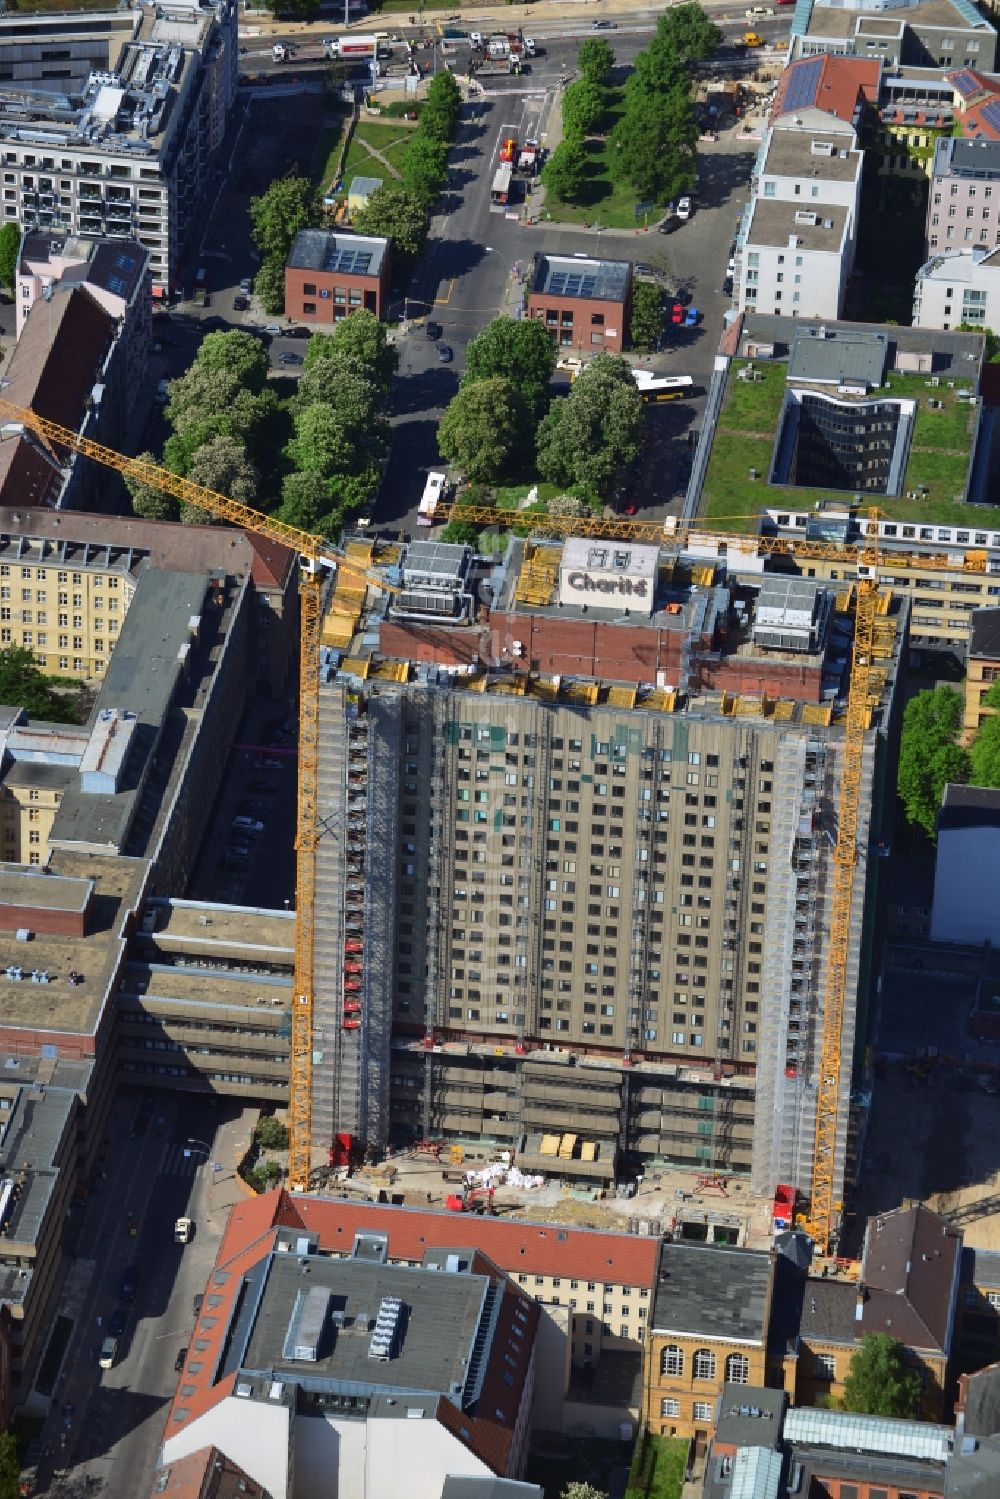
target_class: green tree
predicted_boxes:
[841,1334,921,1417]
[0,646,80,722]
[304,308,398,399]
[255,1115,290,1150]
[287,401,358,479]
[279,469,338,533]
[971,716,1000,787]
[653,2,723,64]
[577,36,615,86]
[249,175,315,264]
[897,684,970,837]
[185,435,260,514]
[0,221,20,294]
[612,84,698,201]
[437,377,524,483]
[536,354,643,496]
[561,1486,608,1499]
[260,0,318,16]
[402,134,450,206]
[463,316,556,424]
[0,1430,19,1499]
[439,519,483,545]
[542,140,588,204]
[422,70,461,139]
[631,280,665,350]
[353,183,428,265]
[561,79,606,140]
[195,329,269,391]
[253,254,287,316]
[124,450,180,522]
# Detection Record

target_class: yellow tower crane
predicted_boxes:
[0,405,898,1242]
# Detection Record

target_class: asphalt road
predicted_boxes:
[37,1093,246,1499]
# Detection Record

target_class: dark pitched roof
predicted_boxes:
[970,608,1000,660]
[797,1277,860,1346]
[939,783,1000,833]
[650,1242,771,1342]
[860,1204,961,1353]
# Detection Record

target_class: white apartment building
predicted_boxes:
[737,201,852,318]
[913,244,1000,328]
[735,131,861,319]
[0,0,238,292]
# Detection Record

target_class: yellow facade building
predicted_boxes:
[963,607,1000,737]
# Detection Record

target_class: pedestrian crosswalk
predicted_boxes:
[159,1141,203,1177]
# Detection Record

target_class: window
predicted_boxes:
[693,1348,716,1380]
[660,1398,680,1418]
[692,1402,713,1422]
[302,282,316,295]
[812,1352,836,1380]
[660,1344,683,1376]
[726,1353,750,1384]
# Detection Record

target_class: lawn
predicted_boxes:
[342,121,415,184]
[545,92,663,231]
[628,1430,688,1499]
[700,359,987,532]
[311,123,346,195]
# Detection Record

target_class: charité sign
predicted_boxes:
[558,543,657,617]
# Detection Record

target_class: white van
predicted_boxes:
[232,816,264,835]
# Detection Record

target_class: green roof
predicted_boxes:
[700,359,983,532]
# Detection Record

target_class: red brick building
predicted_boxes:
[527,253,632,352]
[284,228,391,324]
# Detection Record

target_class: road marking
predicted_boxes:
[434,278,456,306]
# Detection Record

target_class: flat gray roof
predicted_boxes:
[532,254,630,304]
[937,136,1000,177]
[650,1243,771,1342]
[50,569,206,853]
[287,228,387,279]
[788,326,888,386]
[239,1252,489,1400]
[739,313,985,378]
[762,131,861,181]
[0,871,91,913]
[2,760,76,793]
[747,200,849,253]
[714,1384,786,1451]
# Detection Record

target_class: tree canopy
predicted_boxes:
[353,183,428,265]
[195,329,269,390]
[561,79,606,140]
[612,80,698,201]
[536,354,643,496]
[0,222,20,293]
[841,1335,921,1418]
[897,684,970,838]
[577,36,615,86]
[437,377,525,483]
[463,316,556,423]
[0,646,81,722]
[249,175,315,263]
[125,450,180,522]
[303,309,398,398]
[0,1431,19,1499]
[631,280,665,350]
[542,140,588,204]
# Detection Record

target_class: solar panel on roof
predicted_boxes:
[107,275,127,296]
[980,99,1000,134]
[951,69,981,97]
[782,56,824,115]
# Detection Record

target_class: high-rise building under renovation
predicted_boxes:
[312,536,904,1214]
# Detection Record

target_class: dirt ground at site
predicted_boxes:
[852,1057,1000,1252]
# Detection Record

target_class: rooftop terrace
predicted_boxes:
[700,357,983,531]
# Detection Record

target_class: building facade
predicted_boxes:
[791,0,996,73]
[0,1,239,291]
[913,245,1000,330]
[527,254,632,353]
[284,229,391,324]
[738,201,852,319]
[925,137,1000,257]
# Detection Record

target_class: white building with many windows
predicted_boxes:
[0,0,238,292]
[913,243,1000,328]
[734,130,862,320]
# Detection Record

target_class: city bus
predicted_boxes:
[490,164,513,210]
[632,371,695,403]
[417,471,449,526]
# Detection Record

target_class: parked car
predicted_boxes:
[119,1266,139,1303]
[425,320,442,340]
[436,344,454,363]
[684,307,701,327]
[175,1347,188,1373]
[676,196,692,221]
[233,296,249,312]
[239,277,253,294]
[193,1293,204,1317]
[263,324,283,336]
[285,326,311,339]
[722,276,734,297]
[98,1338,118,1370]
[109,1308,128,1337]
[278,351,303,365]
[671,302,685,324]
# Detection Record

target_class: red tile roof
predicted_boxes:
[149,1445,273,1499]
[947,70,1000,140]
[772,54,881,128]
[274,1190,661,1286]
